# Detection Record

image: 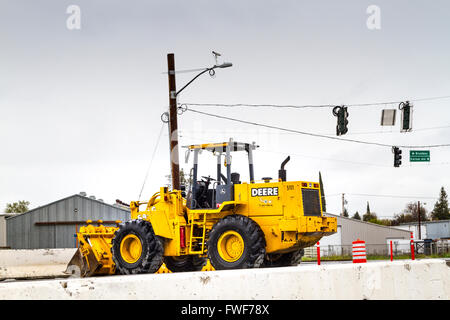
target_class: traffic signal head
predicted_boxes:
[399,101,412,132]
[393,146,402,167]
[333,106,349,136]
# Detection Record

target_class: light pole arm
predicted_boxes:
[176,62,232,97]
[176,68,211,97]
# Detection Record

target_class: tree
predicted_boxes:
[5,200,30,213]
[352,211,361,220]
[405,202,428,222]
[343,207,349,217]
[377,219,393,226]
[391,213,414,226]
[363,212,378,222]
[319,171,326,212]
[392,201,428,225]
[363,202,377,222]
[431,187,450,220]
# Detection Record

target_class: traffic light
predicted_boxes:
[399,101,412,132]
[393,146,402,167]
[333,106,349,136]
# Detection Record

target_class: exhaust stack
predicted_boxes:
[278,156,290,182]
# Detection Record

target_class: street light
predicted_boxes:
[216,62,233,68]
[176,62,233,97]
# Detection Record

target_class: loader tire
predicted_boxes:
[207,215,266,270]
[111,220,164,275]
[263,249,304,267]
[164,256,207,272]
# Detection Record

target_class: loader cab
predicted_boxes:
[183,139,258,209]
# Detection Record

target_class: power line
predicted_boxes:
[138,123,165,201]
[180,132,450,167]
[260,150,389,168]
[326,193,438,200]
[408,95,450,103]
[347,94,450,107]
[180,94,450,110]
[179,123,450,137]
[183,102,334,109]
[414,125,450,132]
[185,108,450,149]
[349,193,438,200]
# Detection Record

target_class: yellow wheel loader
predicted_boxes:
[66,139,337,277]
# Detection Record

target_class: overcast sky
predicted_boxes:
[1,0,449,218]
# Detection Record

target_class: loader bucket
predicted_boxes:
[65,248,101,278]
[65,221,119,277]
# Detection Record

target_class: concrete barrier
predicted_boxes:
[0,259,448,299]
[0,248,77,280]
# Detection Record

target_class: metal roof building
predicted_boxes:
[397,219,450,240]
[315,213,412,256]
[5,193,131,249]
[0,213,17,248]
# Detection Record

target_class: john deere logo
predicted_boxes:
[251,187,278,197]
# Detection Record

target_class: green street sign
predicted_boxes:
[410,150,430,162]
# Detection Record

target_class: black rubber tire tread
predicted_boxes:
[263,248,304,268]
[191,255,208,270]
[290,248,305,265]
[207,215,266,270]
[164,255,207,273]
[111,220,164,275]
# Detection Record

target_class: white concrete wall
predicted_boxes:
[0,248,77,266]
[0,248,77,280]
[0,259,448,300]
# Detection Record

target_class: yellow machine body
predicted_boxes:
[136,182,336,258]
[66,141,337,276]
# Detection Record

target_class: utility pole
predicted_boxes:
[164,52,232,191]
[167,53,180,191]
[418,201,422,240]
[341,193,345,217]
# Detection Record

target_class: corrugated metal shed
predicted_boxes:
[324,213,411,245]
[6,193,130,249]
[0,213,17,248]
[426,220,450,239]
[399,220,450,240]
[321,213,411,255]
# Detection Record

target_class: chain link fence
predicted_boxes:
[414,240,450,256]
[304,239,450,260]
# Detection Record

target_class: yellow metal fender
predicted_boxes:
[147,210,174,239]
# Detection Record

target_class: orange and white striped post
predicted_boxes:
[410,232,415,260]
[352,239,367,263]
